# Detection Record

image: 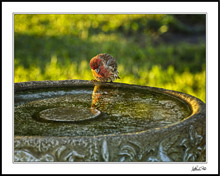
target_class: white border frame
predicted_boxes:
[2,2,218,174]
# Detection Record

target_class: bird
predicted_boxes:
[89,53,120,82]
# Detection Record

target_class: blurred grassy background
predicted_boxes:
[14,14,206,102]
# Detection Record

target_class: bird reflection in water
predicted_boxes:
[91,83,118,115]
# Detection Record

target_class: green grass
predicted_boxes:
[14,14,206,102]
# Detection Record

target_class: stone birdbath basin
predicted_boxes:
[14,80,206,162]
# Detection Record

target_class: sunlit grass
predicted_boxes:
[14,58,205,102]
[14,14,172,38]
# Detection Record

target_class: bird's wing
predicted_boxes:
[100,54,118,69]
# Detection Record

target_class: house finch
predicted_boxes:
[89,53,120,82]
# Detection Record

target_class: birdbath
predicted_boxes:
[14,80,206,162]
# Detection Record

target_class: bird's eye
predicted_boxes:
[95,68,100,73]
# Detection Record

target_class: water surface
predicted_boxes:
[14,85,191,137]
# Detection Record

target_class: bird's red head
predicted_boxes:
[90,56,102,70]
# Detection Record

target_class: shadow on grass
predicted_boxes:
[14,32,205,75]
